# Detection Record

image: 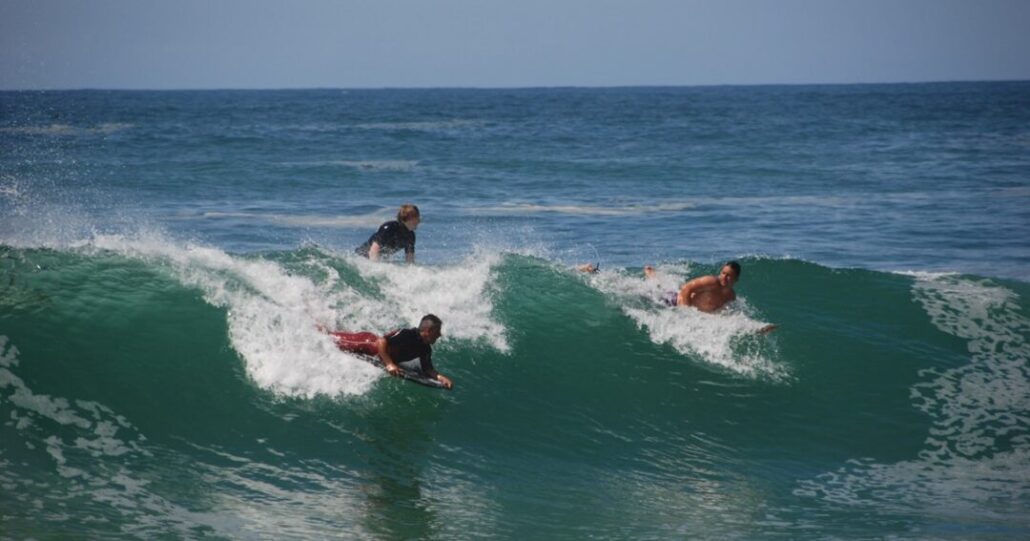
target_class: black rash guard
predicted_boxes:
[355,220,415,258]
[384,328,435,375]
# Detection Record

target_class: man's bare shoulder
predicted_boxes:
[683,274,720,289]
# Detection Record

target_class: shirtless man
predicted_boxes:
[646,261,742,313]
[647,261,778,333]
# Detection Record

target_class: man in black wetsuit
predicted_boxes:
[330,314,453,389]
[355,204,420,262]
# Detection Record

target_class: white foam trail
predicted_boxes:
[796,274,1030,517]
[584,265,783,379]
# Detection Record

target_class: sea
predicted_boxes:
[1,83,1028,540]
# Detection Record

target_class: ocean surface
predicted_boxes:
[1,83,1029,539]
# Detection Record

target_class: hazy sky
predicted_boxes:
[2,0,1029,89]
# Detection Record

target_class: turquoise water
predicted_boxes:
[1,84,1029,539]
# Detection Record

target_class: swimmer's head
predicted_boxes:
[419,313,442,344]
[398,204,421,230]
[720,261,741,286]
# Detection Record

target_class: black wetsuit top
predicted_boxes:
[355,220,415,258]
[384,328,435,375]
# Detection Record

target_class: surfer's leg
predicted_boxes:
[330,331,380,356]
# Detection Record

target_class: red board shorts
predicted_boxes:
[330,331,379,357]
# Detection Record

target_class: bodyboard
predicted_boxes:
[356,354,447,389]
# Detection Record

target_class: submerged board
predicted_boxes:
[355,353,447,389]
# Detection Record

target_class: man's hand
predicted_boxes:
[436,374,454,390]
[385,363,402,376]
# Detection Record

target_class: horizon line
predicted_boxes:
[2,78,1029,93]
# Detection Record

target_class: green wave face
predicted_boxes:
[2,242,1028,539]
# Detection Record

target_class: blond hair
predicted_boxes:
[397,204,420,222]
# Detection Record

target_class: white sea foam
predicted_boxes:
[796,274,1030,516]
[584,265,783,379]
[347,250,510,352]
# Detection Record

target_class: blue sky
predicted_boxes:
[2,0,1028,89]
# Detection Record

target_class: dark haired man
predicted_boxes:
[646,261,742,313]
[329,314,453,389]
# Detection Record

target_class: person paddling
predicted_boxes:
[328,314,454,389]
[644,261,777,334]
[646,261,741,313]
[355,204,420,262]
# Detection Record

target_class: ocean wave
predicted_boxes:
[796,274,1030,517]
[80,234,509,397]
[89,234,382,398]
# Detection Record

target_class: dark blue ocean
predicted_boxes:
[2,83,1029,539]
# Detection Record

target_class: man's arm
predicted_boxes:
[419,353,453,389]
[405,234,415,264]
[677,275,720,306]
[376,336,401,375]
[368,242,382,261]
